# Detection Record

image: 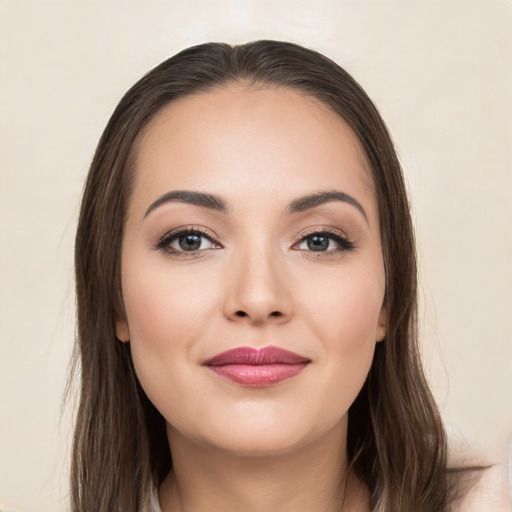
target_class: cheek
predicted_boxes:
[299,264,384,402]
[303,260,384,345]
[121,266,217,436]
[122,260,216,349]
[120,260,219,404]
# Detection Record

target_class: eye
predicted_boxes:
[294,230,355,253]
[156,227,220,255]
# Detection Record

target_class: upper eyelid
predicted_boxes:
[160,225,218,240]
[296,226,349,240]
[158,225,348,240]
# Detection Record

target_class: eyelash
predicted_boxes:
[155,226,356,257]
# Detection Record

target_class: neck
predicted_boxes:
[159,419,369,512]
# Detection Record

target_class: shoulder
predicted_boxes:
[452,462,510,511]
[451,462,510,511]
[448,434,510,511]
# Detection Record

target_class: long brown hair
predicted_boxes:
[72,40,453,511]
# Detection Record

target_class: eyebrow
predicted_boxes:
[144,189,368,222]
[145,190,228,218]
[285,190,368,221]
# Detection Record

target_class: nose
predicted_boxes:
[222,244,293,326]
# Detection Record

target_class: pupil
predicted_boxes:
[179,234,201,251]
[308,235,329,251]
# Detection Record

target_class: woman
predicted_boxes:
[72,40,481,511]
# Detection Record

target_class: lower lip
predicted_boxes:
[207,363,308,387]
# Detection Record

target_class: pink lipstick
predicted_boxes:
[203,346,310,387]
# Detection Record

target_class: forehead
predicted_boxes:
[130,84,377,219]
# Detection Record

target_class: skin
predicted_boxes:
[449,438,511,512]
[116,84,387,512]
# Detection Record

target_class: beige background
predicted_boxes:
[1,1,511,510]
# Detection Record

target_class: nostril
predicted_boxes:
[234,310,282,318]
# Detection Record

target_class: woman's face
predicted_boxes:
[117,85,386,455]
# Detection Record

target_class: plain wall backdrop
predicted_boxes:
[1,1,511,510]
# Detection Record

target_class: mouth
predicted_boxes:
[202,346,311,387]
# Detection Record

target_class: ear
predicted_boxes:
[376,305,387,342]
[116,316,130,343]
[115,280,130,342]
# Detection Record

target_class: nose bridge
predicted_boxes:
[223,235,292,324]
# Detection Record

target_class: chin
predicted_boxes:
[198,429,313,457]
[168,405,348,459]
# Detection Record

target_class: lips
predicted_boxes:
[203,346,310,387]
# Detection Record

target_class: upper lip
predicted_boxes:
[203,346,310,366]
